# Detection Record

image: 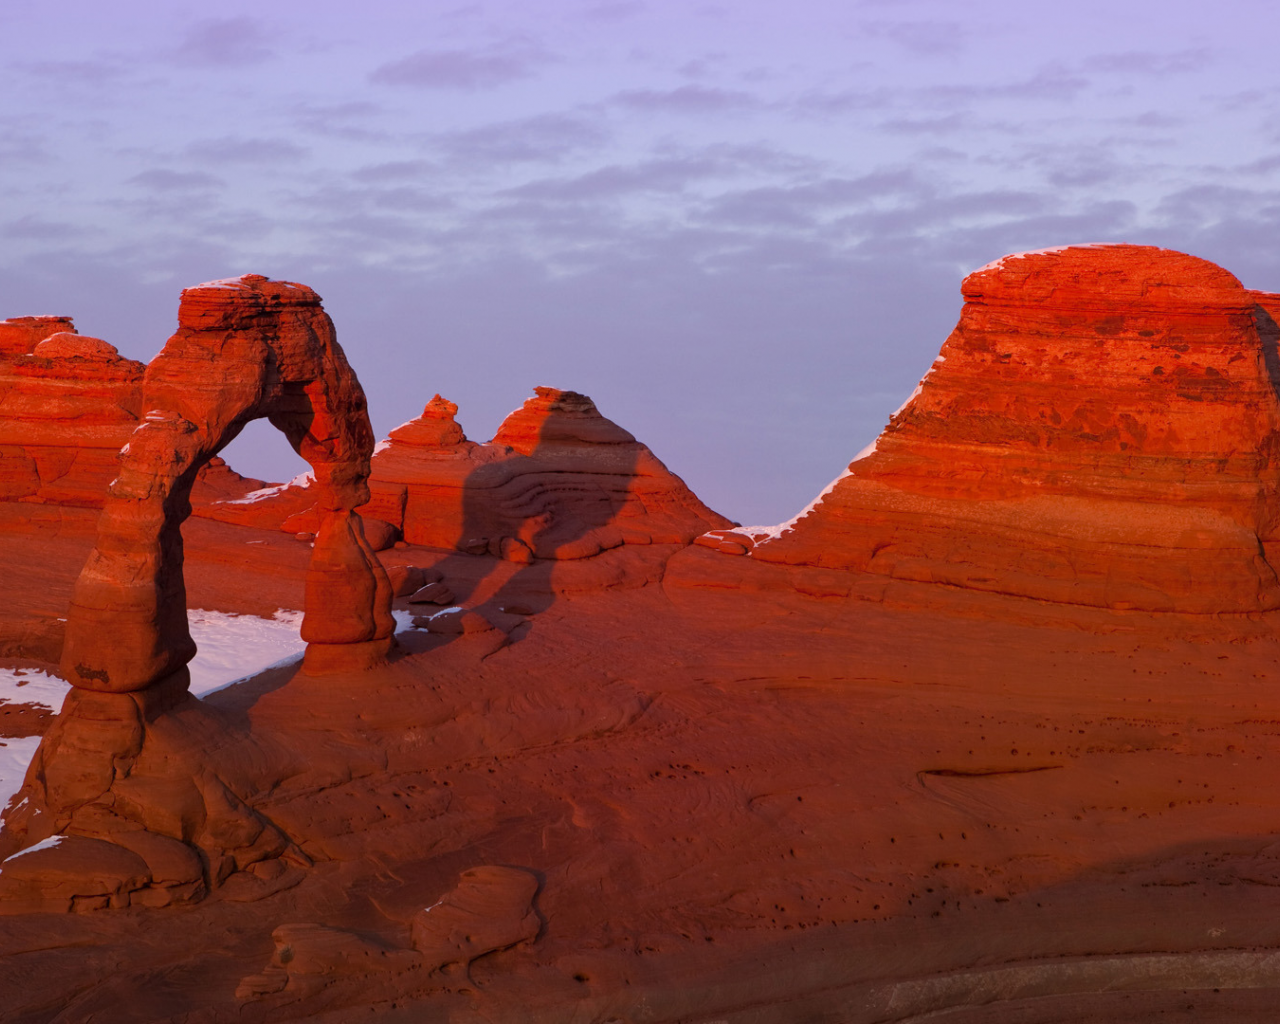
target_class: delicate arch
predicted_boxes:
[61,275,394,692]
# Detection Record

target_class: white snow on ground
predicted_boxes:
[218,470,314,506]
[0,606,437,811]
[0,668,70,712]
[0,737,41,816]
[189,277,247,290]
[1,832,62,865]
[392,607,461,631]
[185,608,308,697]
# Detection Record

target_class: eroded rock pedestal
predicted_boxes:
[0,673,308,913]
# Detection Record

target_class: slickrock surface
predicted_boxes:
[4,248,1280,1022]
[689,245,1280,615]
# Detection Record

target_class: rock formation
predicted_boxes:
[207,386,732,559]
[8,247,1280,1022]
[0,316,270,511]
[696,245,1280,615]
[0,319,146,507]
[1,275,396,915]
[60,275,394,692]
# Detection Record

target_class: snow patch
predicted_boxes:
[973,243,1113,275]
[0,737,42,818]
[392,608,421,633]
[373,439,392,456]
[0,667,70,712]
[392,607,460,633]
[186,608,307,697]
[218,470,314,506]
[1,833,63,866]
[188,277,248,290]
[0,609,322,814]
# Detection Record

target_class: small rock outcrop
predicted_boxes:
[210,386,732,559]
[0,319,146,507]
[60,275,394,692]
[703,245,1280,614]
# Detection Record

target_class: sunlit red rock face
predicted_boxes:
[0,319,145,507]
[0,318,266,512]
[61,275,393,692]
[208,386,732,559]
[711,245,1280,615]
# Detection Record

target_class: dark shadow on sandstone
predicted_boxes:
[430,390,642,639]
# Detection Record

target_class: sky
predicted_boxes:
[3,1,1278,525]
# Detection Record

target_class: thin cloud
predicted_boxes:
[1083,49,1211,76]
[612,84,761,113]
[370,39,554,90]
[128,169,225,192]
[175,17,272,67]
[861,20,967,56]
[436,113,609,164]
[1,215,88,241]
[18,59,127,84]
[924,64,1091,103]
[352,161,437,183]
[583,1,647,20]
[791,88,892,117]
[879,112,970,135]
[292,101,388,141]
[700,171,929,228]
[503,157,728,201]
[502,144,807,203]
[185,137,308,163]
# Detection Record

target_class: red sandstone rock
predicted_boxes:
[0,318,146,508]
[368,386,730,555]
[409,865,540,966]
[59,275,394,692]
[406,580,454,605]
[12,248,1280,1023]
[713,245,1280,614]
[198,386,732,561]
[0,316,75,357]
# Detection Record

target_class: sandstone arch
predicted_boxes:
[61,275,394,692]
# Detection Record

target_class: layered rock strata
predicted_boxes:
[0,319,146,507]
[0,318,266,510]
[60,275,394,691]
[704,245,1280,614]
[211,387,731,560]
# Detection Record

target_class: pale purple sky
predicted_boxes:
[3,1,1278,524]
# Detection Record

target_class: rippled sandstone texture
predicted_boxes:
[695,245,1280,615]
